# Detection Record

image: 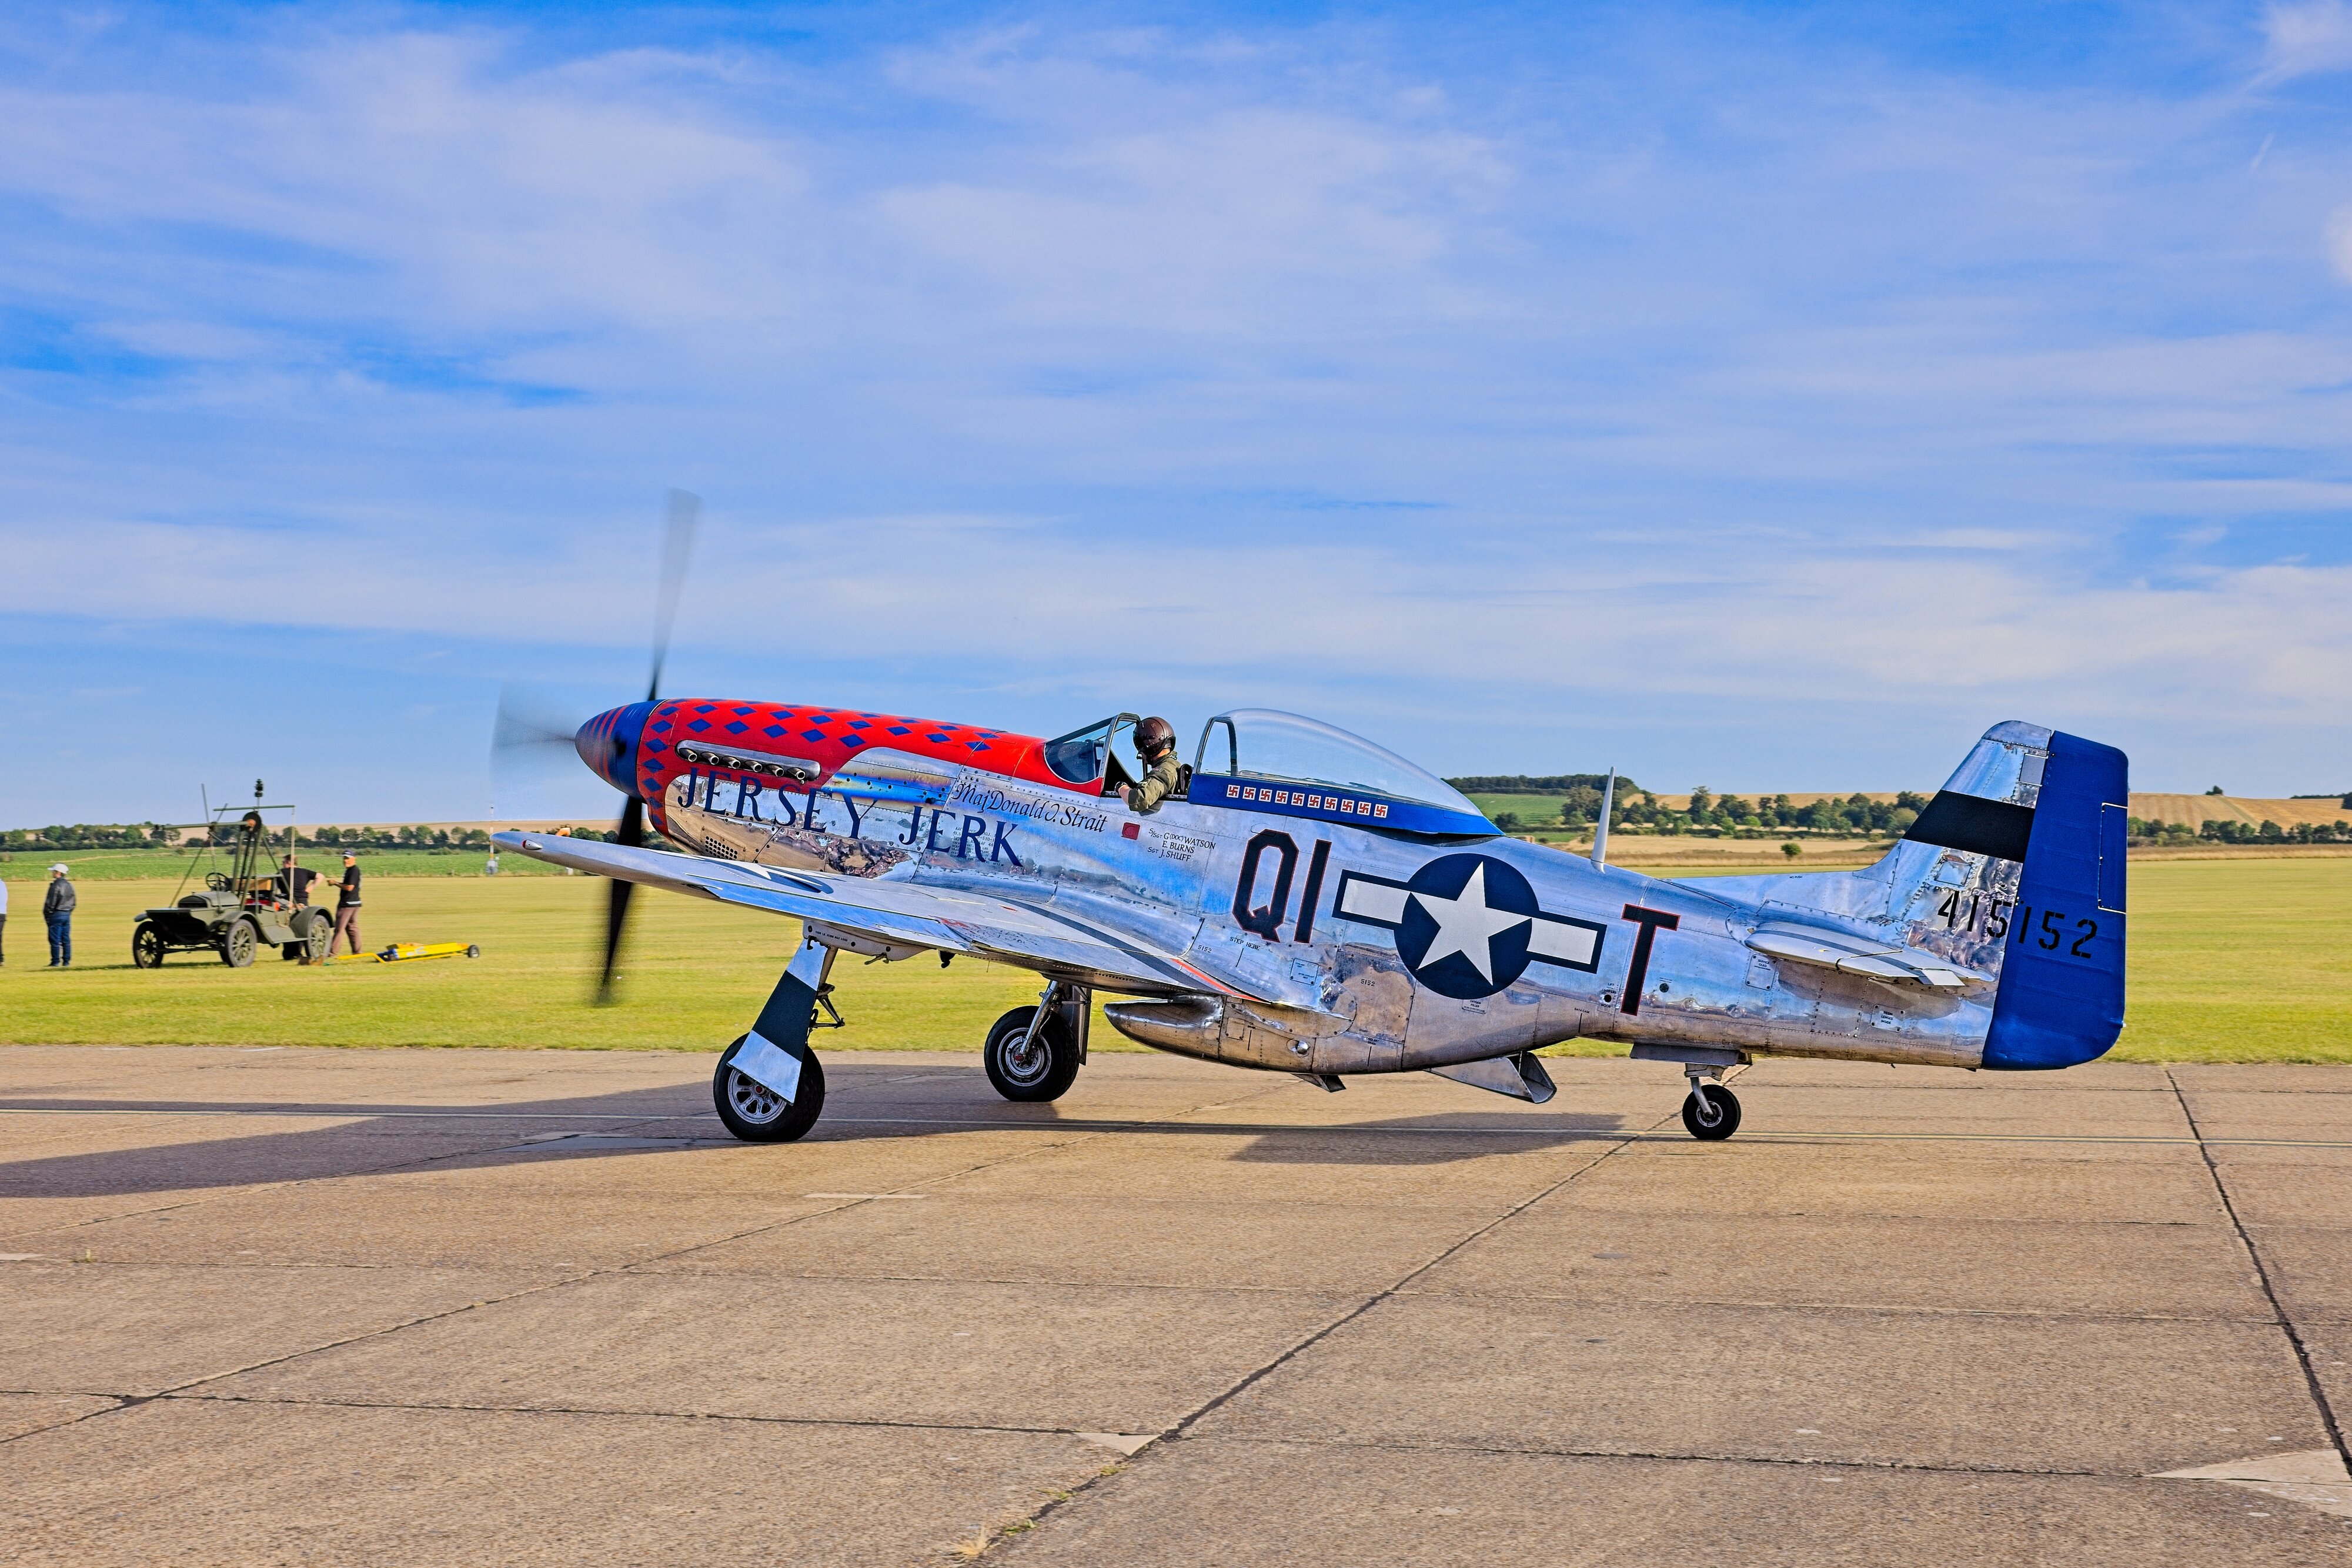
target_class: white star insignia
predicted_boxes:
[1411,864,1532,981]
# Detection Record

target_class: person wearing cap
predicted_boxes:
[43,864,76,968]
[1117,717,1184,816]
[325,852,365,958]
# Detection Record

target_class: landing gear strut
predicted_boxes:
[1681,1074,1740,1141]
[711,940,836,1144]
[1631,1044,1748,1142]
[983,981,1088,1102]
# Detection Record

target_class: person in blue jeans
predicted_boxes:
[44,864,75,967]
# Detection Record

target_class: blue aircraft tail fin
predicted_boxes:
[1678,721,2128,1068]
[1975,730,2128,1069]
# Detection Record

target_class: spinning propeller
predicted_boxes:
[600,488,701,1001]
[490,489,701,1003]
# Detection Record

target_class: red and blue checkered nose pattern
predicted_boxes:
[573,703,654,797]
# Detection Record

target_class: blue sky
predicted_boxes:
[3,1,2348,825]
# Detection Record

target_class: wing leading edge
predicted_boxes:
[490,830,1235,998]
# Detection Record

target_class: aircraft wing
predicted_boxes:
[491,831,1237,998]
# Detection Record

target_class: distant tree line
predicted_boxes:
[1448,773,1642,795]
[2131,816,2352,846]
[2,821,640,853]
[305,825,496,850]
[2,823,176,851]
[1486,788,1931,838]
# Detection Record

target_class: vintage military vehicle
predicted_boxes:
[133,798,332,968]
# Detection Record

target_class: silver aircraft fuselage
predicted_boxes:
[653,733,2044,1078]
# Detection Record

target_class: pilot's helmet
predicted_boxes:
[1136,716,1177,758]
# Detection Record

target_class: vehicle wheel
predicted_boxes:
[1682,1083,1741,1141]
[712,1034,826,1143]
[465,945,480,958]
[219,918,258,968]
[983,1006,1081,1102]
[132,922,166,968]
[304,916,333,963]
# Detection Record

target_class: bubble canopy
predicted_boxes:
[1195,710,1488,820]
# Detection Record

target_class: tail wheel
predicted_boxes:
[132,922,166,968]
[984,1006,1081,1103]
[1682,1083,1741,1141]
[219,918,258,968]
[712,1035,826,1143]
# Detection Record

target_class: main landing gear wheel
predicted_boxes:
[984,1006,1081,1103]
[132,922,165,968]
[1682,1082,1741,1141]
[712,1034,826,1143]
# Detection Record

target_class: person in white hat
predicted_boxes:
[43,864,75,968]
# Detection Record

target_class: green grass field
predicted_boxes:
[2,859,2344,1062]
[2108,857,2352,1062]
[0,874,1065,1053]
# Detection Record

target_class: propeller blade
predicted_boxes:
[492,684,582,758]
[646,488,701,701]
[490,684,591,820]
[596,794,644,1003]
[596,489,699,1002]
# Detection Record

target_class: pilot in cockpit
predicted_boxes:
[1118,717,1184,815]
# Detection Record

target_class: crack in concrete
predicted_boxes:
[1157,1430,2127,1478]
[979,1103,1682,1559]
[2166,1066,2350,1472]
[0,1072,1305,1459]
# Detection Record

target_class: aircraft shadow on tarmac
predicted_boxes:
[0,1065,1639,1199]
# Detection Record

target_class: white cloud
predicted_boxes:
[4,10,2352,809]
[2259,1,2352,79]
[874,106,1505,337]
[9,508,2344,734]
[0,33,813,338]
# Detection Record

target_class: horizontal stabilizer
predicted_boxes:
[1746,922,1983,990]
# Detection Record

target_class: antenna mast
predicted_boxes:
[1591,769,1616,869]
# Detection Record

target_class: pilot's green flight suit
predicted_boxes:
[1128,753,1182,815]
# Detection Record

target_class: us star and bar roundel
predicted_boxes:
[1332,852,1608,1000]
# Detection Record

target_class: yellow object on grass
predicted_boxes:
[328,941,482,966]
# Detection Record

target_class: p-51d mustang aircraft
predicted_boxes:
[498,699,2127,1145]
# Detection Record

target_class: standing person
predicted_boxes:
[276,853,319,908]
[325,851,365,958]
[0,870,9,965]
[44,864,76,968]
